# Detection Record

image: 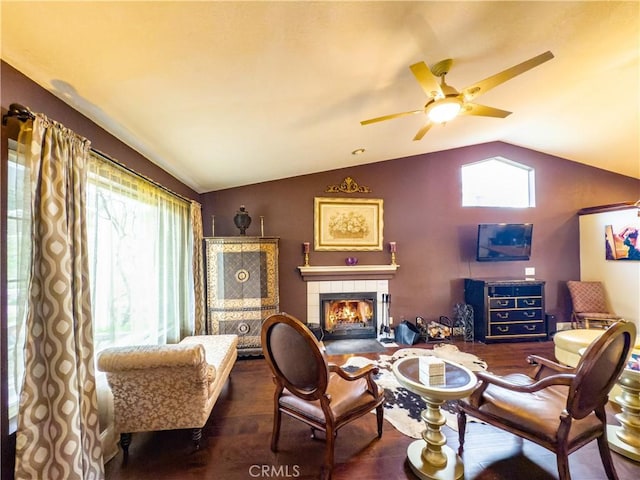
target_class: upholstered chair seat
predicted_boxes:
[478,374,601,443]
[279,372,382,424]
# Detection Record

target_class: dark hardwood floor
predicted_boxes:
[104,339,640,480]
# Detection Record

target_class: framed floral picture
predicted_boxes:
[314,197,383,251]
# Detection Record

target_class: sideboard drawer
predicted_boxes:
[489,322,545,337]
[490,309,543,322]
[489,298,516,309]
[517,297,542,308]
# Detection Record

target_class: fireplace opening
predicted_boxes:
[320,292,376,340]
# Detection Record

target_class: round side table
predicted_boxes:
[393,356,477,480]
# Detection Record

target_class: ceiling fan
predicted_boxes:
[361,51,554,141]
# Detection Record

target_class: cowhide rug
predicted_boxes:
[341,344,487,439]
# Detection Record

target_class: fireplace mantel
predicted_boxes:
[298,264,399,281]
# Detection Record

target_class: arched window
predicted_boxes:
[462,157,535,208]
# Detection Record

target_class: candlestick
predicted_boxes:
[211,215,215,237]
[303,242,310,266]
[260,216,265,237]
[389,241,397,265]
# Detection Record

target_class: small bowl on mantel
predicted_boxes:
[345,257,358,266]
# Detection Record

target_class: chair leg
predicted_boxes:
[271,407,282,452]
[376,404,384,438]
[457,410,467,455]
[597,433,619,480]
[323,426,336,480]
[192,428,202,450]
[120,432,132,464]
[556,448,571,480]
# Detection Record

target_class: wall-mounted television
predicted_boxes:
[476,223,533,262]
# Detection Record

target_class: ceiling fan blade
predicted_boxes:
[460,103,512,118]
[413,122,433,141]
[360,109,423,125]
[410,62,443,98]
[461,51,554,101]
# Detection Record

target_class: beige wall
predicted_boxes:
[579,208,640,328]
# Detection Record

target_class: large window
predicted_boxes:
[461,157,535,208]
[86,154,193,351]
[6,146,194,430]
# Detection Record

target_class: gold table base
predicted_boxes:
[608,368,640,461]
[407,440,464,480]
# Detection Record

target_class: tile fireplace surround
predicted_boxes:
[306,280,389,327]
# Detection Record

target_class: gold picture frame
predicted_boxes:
[314,197,384,251]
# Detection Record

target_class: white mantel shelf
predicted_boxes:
[298,264,399,281]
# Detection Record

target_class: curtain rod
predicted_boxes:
[3,102,197,205]
[2,103,35,125]
[90,148,195,205]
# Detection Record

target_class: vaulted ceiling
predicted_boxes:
[2,1,639,193]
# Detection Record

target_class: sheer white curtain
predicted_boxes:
[86,153,192,352]
[6,137,32,433]
[86,153,193,460]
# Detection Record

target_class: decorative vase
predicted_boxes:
[233,205,252,235]
[345,256,358,266]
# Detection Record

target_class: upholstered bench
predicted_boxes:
[97,334,238,460]
[554,327,640,405]
[554,328,640,367]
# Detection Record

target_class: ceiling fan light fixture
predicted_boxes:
[426,97,462,123]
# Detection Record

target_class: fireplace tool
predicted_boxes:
[379,294,394,343]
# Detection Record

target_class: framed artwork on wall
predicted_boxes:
[314,197,383,251]
[605,224,640,260]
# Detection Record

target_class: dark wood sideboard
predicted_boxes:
[464,278,547,343]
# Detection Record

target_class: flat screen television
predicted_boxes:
[476,223,533,262]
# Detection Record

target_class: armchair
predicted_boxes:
[457,320,636,480]
[567,280,622,329]
[261,313,385,480]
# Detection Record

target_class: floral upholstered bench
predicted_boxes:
[97,334,238,461]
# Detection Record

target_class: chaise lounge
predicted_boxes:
[97,334,238,461]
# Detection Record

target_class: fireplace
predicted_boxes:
[320,292,376,340]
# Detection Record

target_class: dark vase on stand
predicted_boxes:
[234,205,252,235]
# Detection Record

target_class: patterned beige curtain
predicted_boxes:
[15,115,104,479]
[190,201,206,335]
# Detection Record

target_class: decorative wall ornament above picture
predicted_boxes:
[325,176,372,194]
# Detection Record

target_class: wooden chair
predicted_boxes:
[261,313,385,480]
[457,320,636,480]
[567,280,622,329]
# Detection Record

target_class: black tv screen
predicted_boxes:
[476,223,533,262]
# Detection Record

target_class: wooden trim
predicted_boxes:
[577,202,639,216]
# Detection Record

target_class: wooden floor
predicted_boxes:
[104,339,640,480]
